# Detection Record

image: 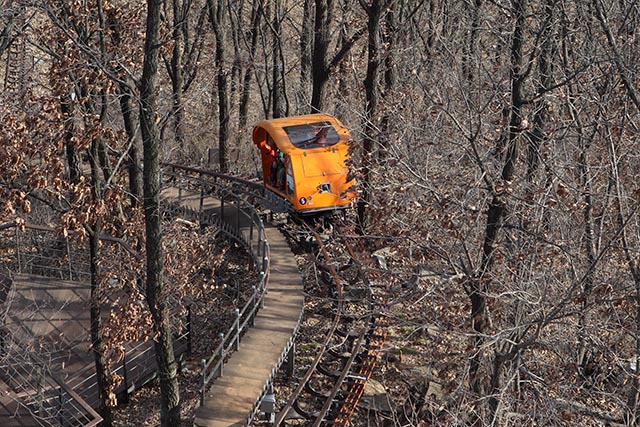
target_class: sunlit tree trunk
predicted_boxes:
[310,0,332,111]
[357,0,384,234]
[238,0,262,128]
[208,0,230,172]
[118,80,143,207]
[140,0,181,425]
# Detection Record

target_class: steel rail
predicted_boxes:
[272,222,346,426]
[272,216,382,427]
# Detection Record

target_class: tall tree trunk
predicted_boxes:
[228,0,243,106]
[576,126,597,375]
[462,0,482,82]
[609,137,640,425]
[170,0,186,155]
[209,0,230,172]
[140,1,181,425]
[378,2,395,159]
[88,131,113,426]
[592,0,640,111]
[89,226,113,426]
[469,0,527,422]
[526,0,553,181]
[310,0,332,111]
[238,0,262,129]
[357,0,383,234]
[310,0,363,113]
[298,0,313,112]
[271,0,283,118]
[0,0,16,57]
[61,94,82,183]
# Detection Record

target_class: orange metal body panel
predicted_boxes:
[252,114,356,213]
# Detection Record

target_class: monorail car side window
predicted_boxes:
[283,122,340,148]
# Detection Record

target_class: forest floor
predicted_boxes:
[111,230,257,427]
[111,216,440,427]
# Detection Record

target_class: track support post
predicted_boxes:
[286,342,295,377]
[199,175,205,215]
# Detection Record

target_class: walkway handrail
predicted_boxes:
[160,164,272,407]
[162,161,294,213]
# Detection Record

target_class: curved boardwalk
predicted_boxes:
[161,188,304,427]
[0,187,302,427]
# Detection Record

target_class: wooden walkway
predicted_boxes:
[161,188,304,427]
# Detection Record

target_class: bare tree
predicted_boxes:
[356,0,386,234]
[310,0,364,112]
[237,0,263,128]
[140,0,181,425]
[162,0,208,160]
[207,0,231,172]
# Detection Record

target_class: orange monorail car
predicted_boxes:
[252,113,356,214]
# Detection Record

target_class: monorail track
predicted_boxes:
[161,164,387,427]
[271,216,388,427]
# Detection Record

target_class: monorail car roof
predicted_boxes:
[252,113,352,154]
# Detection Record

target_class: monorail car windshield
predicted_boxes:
[283,121,340,149]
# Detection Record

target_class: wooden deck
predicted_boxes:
[3,273,162,402]
[0,380,39,427]
[161,187,305,427]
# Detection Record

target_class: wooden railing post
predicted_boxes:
[200,175,205,215]
[200,358,206,406]
[251,286,256,326]
[235,308,240,351]
[258,272,265,311]
[15,227,21,274]
[66,236,73,280]
[218,332,225,377]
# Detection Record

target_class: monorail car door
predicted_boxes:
[286,155,294,195]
